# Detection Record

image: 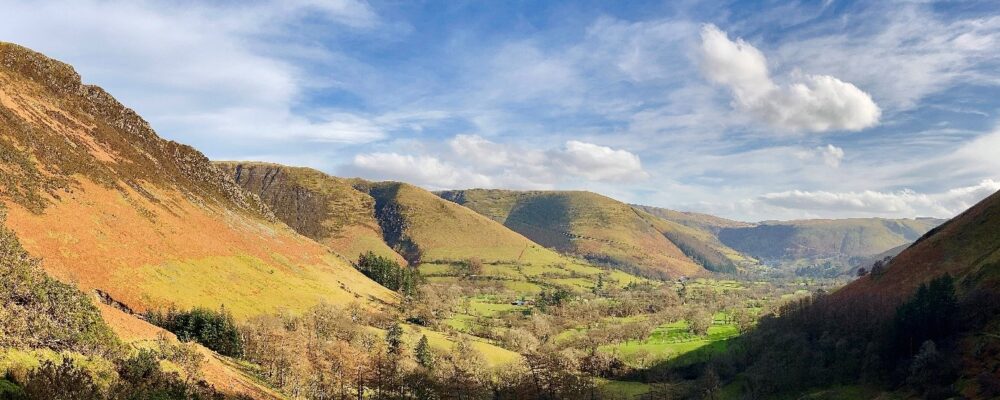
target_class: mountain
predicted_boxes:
[714,217,944,275]
[0,42,394,319]
[220,165,644,293]
[438,189,708,279]
[215,162,407,266]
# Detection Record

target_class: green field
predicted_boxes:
[598,315,740,368]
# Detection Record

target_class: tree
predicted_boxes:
[466,257,484,276]
[592,274,605,295]
[857,267,868,277]
[415,335,434,369]
[686,309,712,336]
[699,367,722,400]
[733,308,756,334]
[386,323,404,355]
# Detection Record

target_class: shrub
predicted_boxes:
[21,357,102,400]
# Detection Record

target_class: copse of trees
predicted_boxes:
[146,306,243,357]
[357,251,420,296]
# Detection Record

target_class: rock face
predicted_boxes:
[0,41,394,319]
[217,162,408,265]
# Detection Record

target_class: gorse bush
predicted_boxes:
[0,213,117,354]
[146,306,243,357]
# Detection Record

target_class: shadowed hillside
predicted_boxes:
[0,42,395,319]
[709,190,1000,398]
[438,189,708,279]
[216,162,407,265]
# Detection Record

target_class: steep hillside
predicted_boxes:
[840,192,1000,302]
[215,162,406,265]
[0,42,394,319]
[718,190,1000,398]
[438,189,707,279]
[716,217,943,274]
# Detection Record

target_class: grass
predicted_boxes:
[598,317,741,368]
[366,324,522,368]
[597,378,651,398]
[129,253,395,319]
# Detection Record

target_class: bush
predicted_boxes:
[0,217,117,353]
[21,357,102,400]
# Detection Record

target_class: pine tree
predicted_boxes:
[386,323,404,355]
[415,335,434,369]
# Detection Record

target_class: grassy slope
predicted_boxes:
[438,189,707,279]
[215,162,407,265]
[0,42,395,319]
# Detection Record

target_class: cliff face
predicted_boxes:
[217,162,408,265]
[0,42,394,318]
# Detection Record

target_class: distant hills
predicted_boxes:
[714,217,943,275]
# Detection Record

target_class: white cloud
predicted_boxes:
[350,153,493,190]
[448,134,511,167]
[699,24,881,133]
[757,179,1000,218]
[810,144,845,168]
[348,135,647,190]
[551,140,649,181]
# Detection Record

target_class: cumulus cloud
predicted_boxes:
[551,141,649,181]
[699,24,881,133]
[757,179,1000,217]
[348,135,647,190]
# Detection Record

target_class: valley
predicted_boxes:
[0,36,996,400]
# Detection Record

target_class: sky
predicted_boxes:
[1,0,999,221]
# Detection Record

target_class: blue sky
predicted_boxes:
[2,0,999,221]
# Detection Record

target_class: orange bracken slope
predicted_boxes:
[0,41,395,319]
